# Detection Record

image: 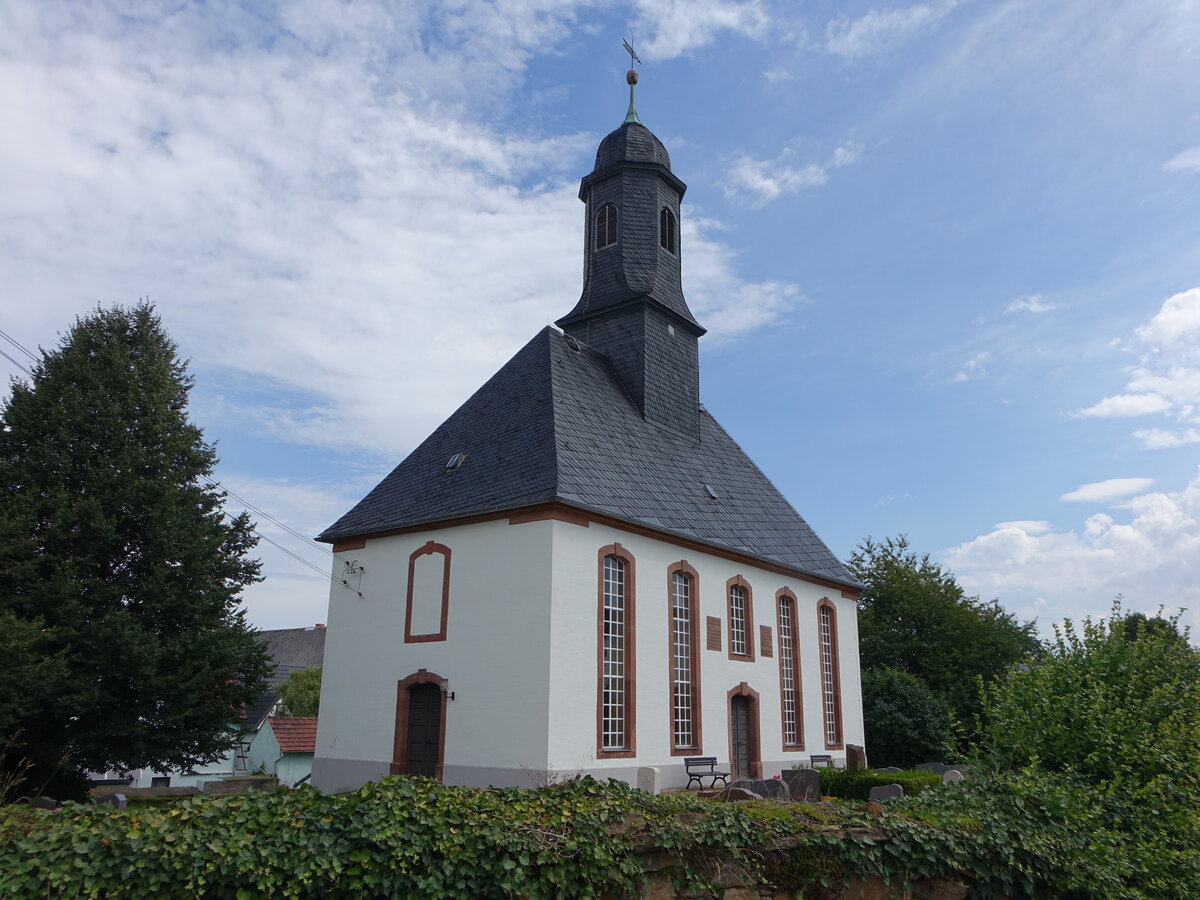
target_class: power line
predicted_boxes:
[226,512,361,597]
[208,480,333,557]
[0,327,38,362]
[0,347,31,376]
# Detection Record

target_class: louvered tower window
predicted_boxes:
[595,203,618,249]
[659,207,677,254]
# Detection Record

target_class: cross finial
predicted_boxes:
[621,39,642,125]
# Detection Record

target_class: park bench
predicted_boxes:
[683,756,729,790]
[809,754,834,768]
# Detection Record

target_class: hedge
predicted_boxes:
[818,768,943,800]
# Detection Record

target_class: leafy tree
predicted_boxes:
[848,535,1039,730]
[0,303,270,799]
[860,667,953,768]
[276,666,322,718]
[976,605,1200,895]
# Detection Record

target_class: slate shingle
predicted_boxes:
[318,328,861,590]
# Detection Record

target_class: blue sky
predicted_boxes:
[3,0,1199,633]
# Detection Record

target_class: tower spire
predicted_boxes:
[622,38,642,125]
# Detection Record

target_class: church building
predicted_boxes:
[311,72,865,792]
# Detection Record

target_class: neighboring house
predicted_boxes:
[247,717,317,787]
[311,77,865,793]
[89,625,326,789]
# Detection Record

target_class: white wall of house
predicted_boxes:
[546,519,864,789]
[312,519,556,792]
[313,513,864,794]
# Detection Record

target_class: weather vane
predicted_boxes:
[621,38,642,125]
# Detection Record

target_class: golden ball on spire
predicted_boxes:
[626,69,638,85]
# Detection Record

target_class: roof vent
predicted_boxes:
[564,334,582,352]
[704,483,718,500]
[445,452,467,470]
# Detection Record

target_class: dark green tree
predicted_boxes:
[0,303,270,799]
[848,535,1038,731]
[860,667,953,768]
[275,666,322,718]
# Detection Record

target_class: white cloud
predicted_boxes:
[825,0,959,59]
[944,469,1200,629]
[631,0,769,59]
[1074,288,1200,443]
[1005,293,1057,314]
[1060,477,1155,503]
[1164,145,1200,173]
[722,142,864,207]
[1133,427,1200,449]
[994,520,1054,535]
[952,350,989,382]
[1074,393,1172,418]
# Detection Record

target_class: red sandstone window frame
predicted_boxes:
[667,561,702,755]
[776,588,805,751]
[726,575,755,662]
[597,543,637,759]
[404,541,451,643]
[817,597,844,749]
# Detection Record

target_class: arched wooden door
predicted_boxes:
[727,683,762,780]
[392,669,447,780]
[406,683,442,777]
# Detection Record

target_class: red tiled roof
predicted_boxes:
[268,717,318,753]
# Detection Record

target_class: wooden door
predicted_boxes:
[730,695,750,780]
[406,683,442,777]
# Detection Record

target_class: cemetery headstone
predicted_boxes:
[877,766,902,773]
[782,768,821,801]
[27,795,57,810]
[868,784,905,802]
[846,744,867,770]
[943,769,966,785]
[637,766,659,794]
[915,762,949,775]
[95,793,127,810]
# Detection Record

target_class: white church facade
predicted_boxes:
[311,74,864,793]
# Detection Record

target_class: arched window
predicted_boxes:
[668,562,701,753]
[597,544,636,757]
[776,589,804,749]
[727,576,754,661]
[405,541,451,643]
[817,599,843,748]
[595,203,618,250]
[659,207,677,254]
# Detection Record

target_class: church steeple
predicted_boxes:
[556,66,705,438]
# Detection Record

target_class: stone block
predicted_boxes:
[638,766,659,794]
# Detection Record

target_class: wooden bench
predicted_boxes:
[683,756,729,790]
[809,754,834,768]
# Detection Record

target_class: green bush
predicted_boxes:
[817,768,942,800]
[861,667,953,768]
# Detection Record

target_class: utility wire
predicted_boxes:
[0,347,31,376]
[224,511,360,596]
[0,327,38,361]
[207,480,333,557]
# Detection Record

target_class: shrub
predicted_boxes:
[861,667,953,768]
[817,768,942,800]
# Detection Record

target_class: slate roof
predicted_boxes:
[319,328,861,590]
[594,122,671,171]
[268,717,318,753]
[242,627,327,731]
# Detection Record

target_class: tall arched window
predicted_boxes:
[668,562,701,753]
[597,544,636,757]
[776,589,804,749]
[817,599,843,748]
[595,203,618,250]
[659,207,677,254]
[727,576,754,661]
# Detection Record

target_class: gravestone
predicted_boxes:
[845,744,867,771]
[729,778,788,800]
[868,784,904,802]
[782,768,821,801]
[95,793,127,810]
[915,762,949,775]
[943,769,966,785]
[637,766,659,794]
[713,786,761,802]
[877,766,902,773]
[27,795,57,810]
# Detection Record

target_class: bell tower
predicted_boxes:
[556,66,706,439]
